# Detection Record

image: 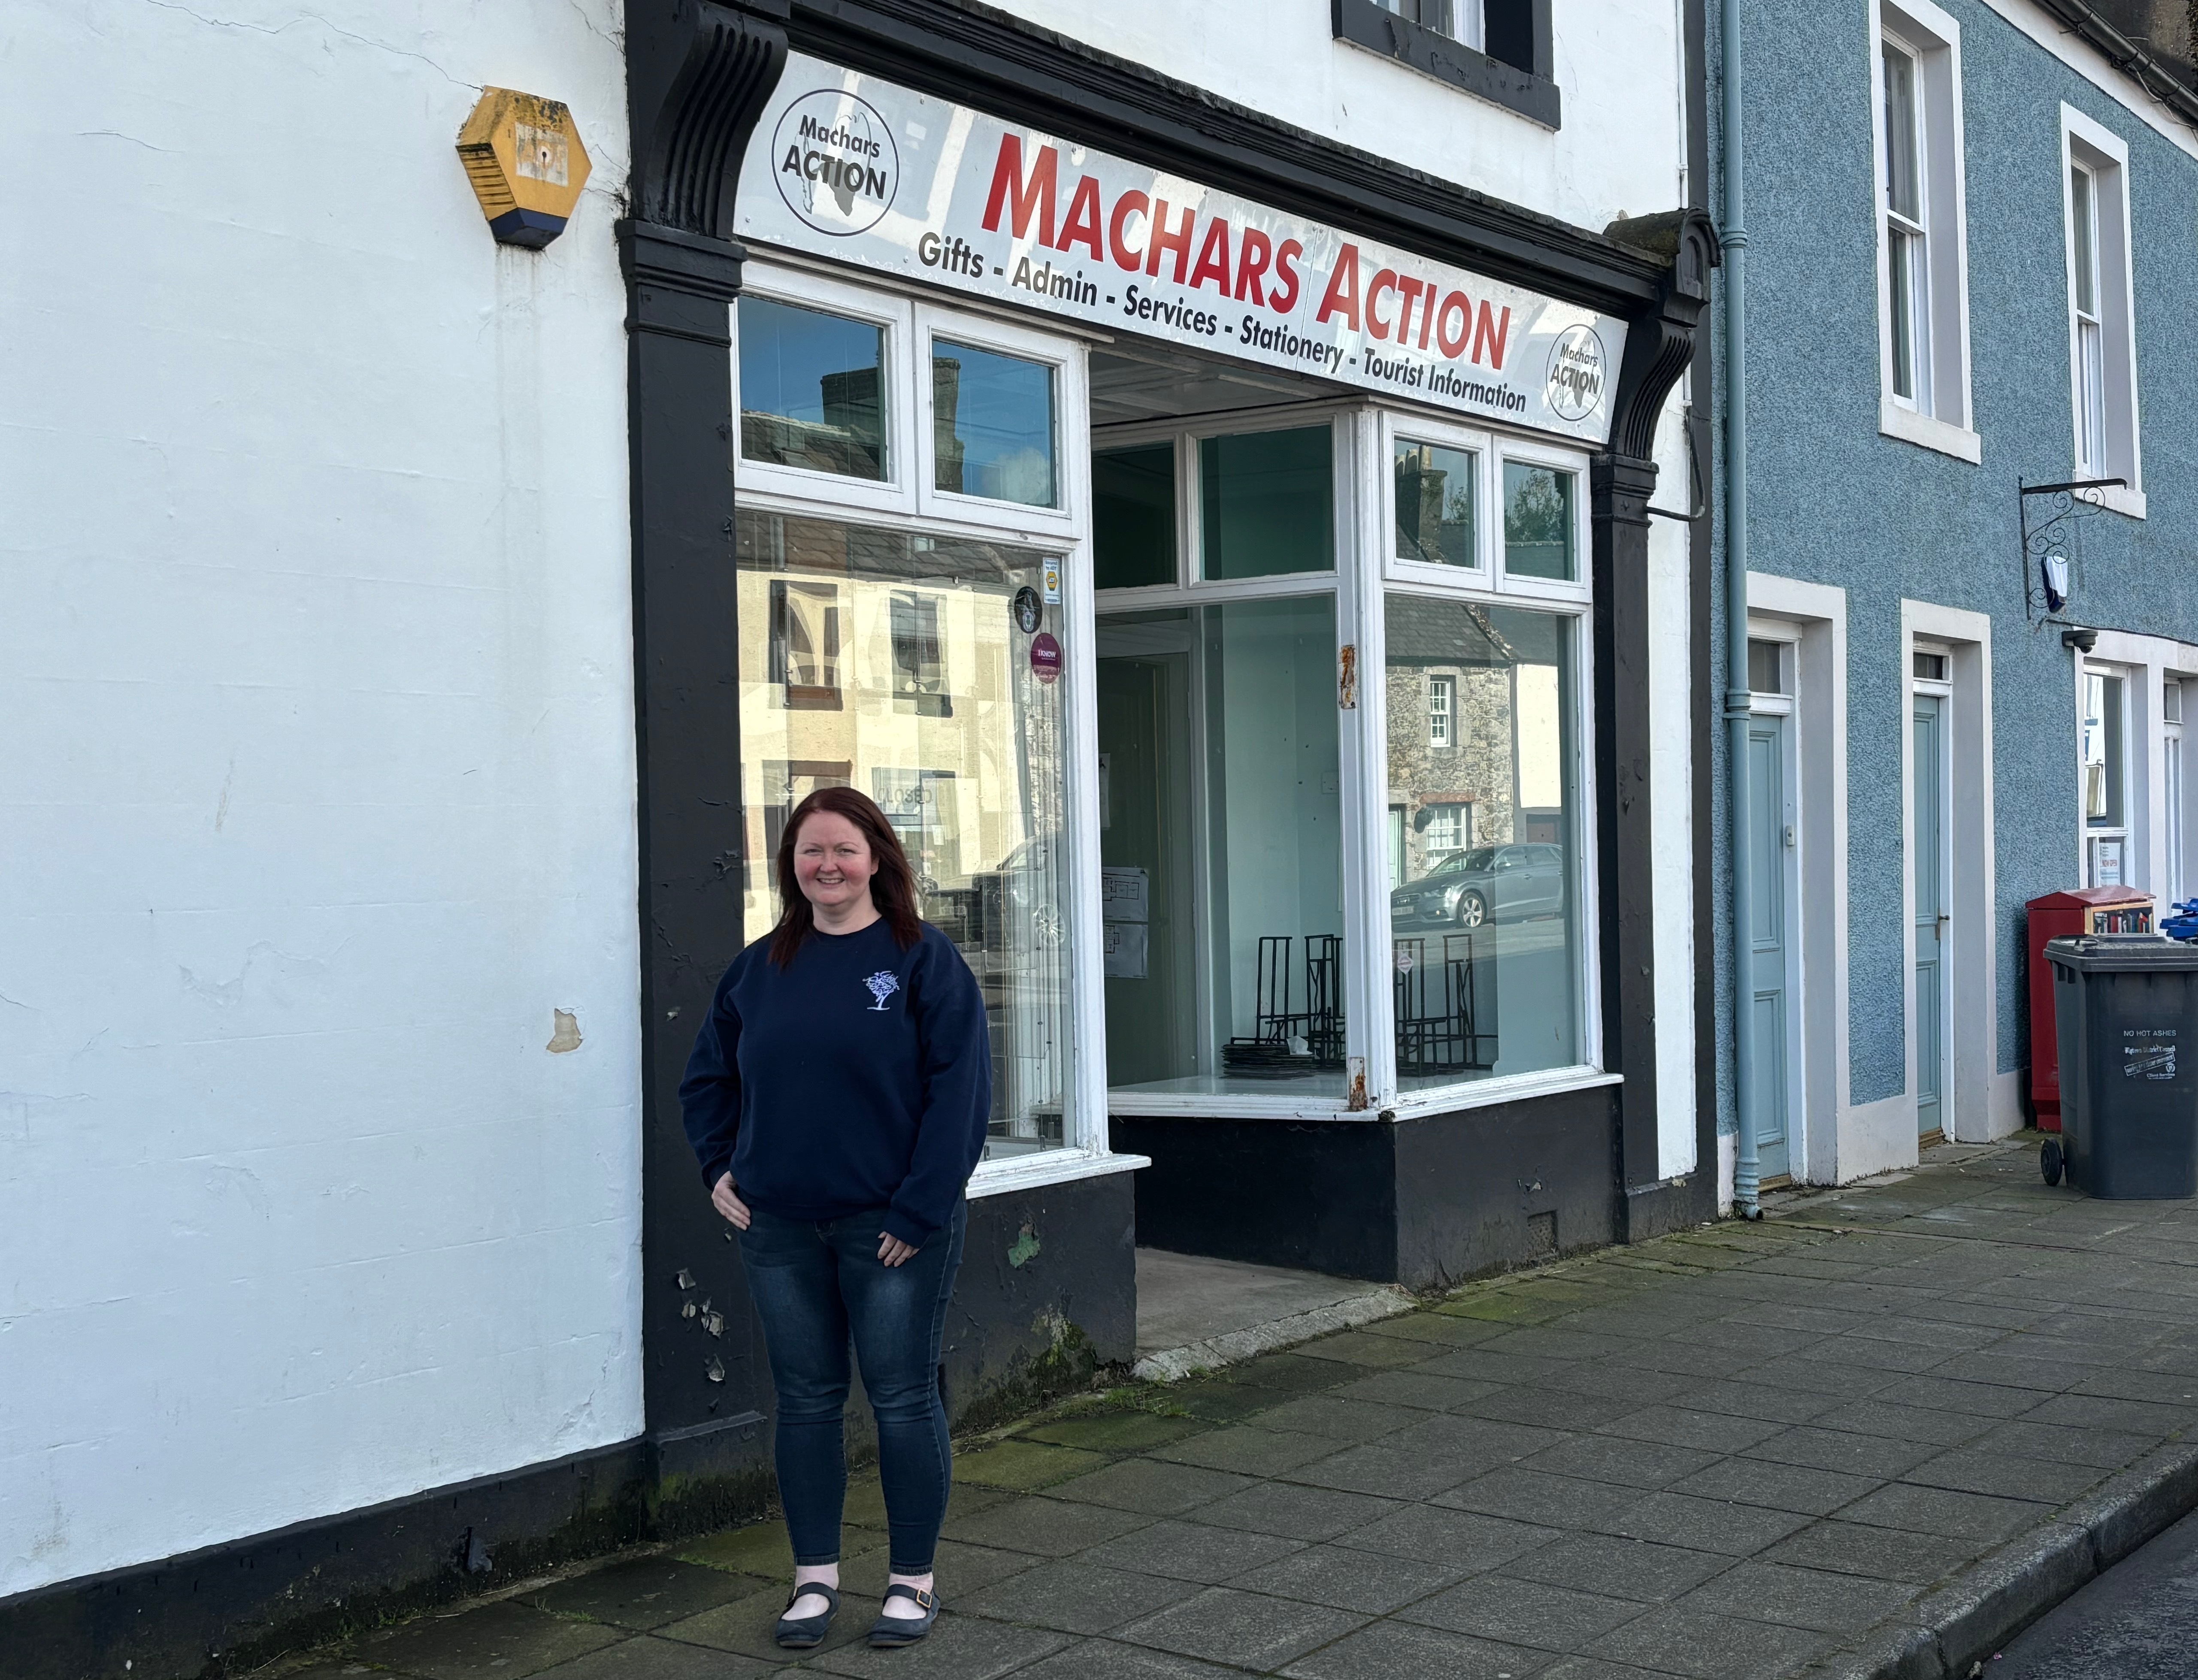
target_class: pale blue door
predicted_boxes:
[1914,695,1947,1140]
[1747,718,1793,1181]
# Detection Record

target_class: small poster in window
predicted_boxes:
[2093,837,2125,887]
[1101,866,1148,923]
[1042,559,1063,604]
[1103,920,1148,979]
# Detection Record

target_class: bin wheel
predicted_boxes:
[2041,1138,2064,1187]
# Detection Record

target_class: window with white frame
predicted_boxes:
[732,262,1091,1166]
[2062,106,2141,505]
[1873,0,1974,447]
[2083,665,2129,888]
[1089,394,1596,1108]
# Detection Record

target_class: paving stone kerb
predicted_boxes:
[308,1139,2198,1680]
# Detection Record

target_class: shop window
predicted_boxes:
[1093,443,1178,589]
[1386,597,1580,1090]
[737,297,888,481]
[1502,460,1576,583]
[1394,438,1477,570]
[1199,426,1335,580]
[1096,596,1346,1096]
[1429,675,1455,746]
[736,509,1075,1159]
[932,338,1057,507]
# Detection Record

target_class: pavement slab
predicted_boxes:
[316,1137,2198,1680]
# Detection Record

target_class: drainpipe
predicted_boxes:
[1720,0,1762,1218]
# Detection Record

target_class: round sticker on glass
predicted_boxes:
[1030,632,1062,684]
[1012,586,1043,635]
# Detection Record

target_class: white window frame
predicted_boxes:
[2060,105,2144,518]
[1378,0,1484,51]
[1869,0,1978,462]
[728,264,1140,1197]
[1382,409,1494,588]
[1428,674,1455,746]
[731,263,920,518]
[916,303,1086,536]
[1490,433,1593,607]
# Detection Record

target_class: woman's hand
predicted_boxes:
[711,1173,752,1230]
[877,1233,919,1267]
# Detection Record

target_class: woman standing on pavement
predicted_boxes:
[680,786,991,1652]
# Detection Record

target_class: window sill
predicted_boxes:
[1332,0,1561,129]
[1387,1064,1620,1119]
[968,1147,1150,1199]
[1107,1064,1620,1122]
[2095,482,2148,520]
[1879,400,1982,464]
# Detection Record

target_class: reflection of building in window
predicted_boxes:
[872,767,962,896]
[735,509,1070,1154]
[931,355,965,493]
[769,581,842,710]
[1424,801,1471,858]
[890,590,953,716]
[1428,675,1454,747]
[1513,662,1563,843]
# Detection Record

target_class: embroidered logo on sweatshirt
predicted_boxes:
[863,970,902,1012]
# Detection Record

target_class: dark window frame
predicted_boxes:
[1331,0,1560,129]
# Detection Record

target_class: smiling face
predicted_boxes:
[793,810,880,920]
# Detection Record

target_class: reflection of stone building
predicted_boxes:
[1384,605,1570,885]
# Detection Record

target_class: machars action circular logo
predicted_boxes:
[1545,324,1609,424]
[772,89,900,237]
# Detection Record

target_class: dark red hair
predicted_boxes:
[769,786,924,965]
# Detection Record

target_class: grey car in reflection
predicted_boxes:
[1390,844,1566,928]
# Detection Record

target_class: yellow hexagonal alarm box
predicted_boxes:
[456,88,591,248]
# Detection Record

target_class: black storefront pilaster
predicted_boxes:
[1593,209,1720,1244]
[624,0,788,1525]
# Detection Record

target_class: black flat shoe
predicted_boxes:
[775,1581,840,1649]
[866,1583,938,1647]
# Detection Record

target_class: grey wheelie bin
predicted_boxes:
[2043,934,2198,1197]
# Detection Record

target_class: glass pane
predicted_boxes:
[1887,226,1916,401]
[2071,166,2098,316]
[934,339,1057,507]
[736,511,1073,1159]
[2077,319,2106,474]
[1200,426,1335,579]
[1748,639,1786,695]
[738,297,887,481]
[1385,598,1580,1090]
[1882,45,1920,223]
[1096,596,1346,1096]
[1911,650,1947,683]
[1394,438,1478,568]
[1502,461,1576,581]
[1094,443,1177,589]
[2084,671,2124,828]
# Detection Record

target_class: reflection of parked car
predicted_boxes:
[1390,844,1565,928]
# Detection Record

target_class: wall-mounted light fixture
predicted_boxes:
[456,88,591,248]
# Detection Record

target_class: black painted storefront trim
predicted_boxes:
[1117,1083,1623,1288]
[1331,0,1560,129]
[0,1440,653,1680]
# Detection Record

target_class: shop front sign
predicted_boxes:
[738,56,1629,445]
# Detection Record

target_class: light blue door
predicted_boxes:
[1914,696,1947,1140]
[1747,718,1793,1181]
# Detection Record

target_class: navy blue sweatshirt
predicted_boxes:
[679,919,992,1248]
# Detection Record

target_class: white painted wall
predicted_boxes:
[0,1,639,1596]
[1002,0,1689,235]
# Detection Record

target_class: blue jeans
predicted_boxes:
[738,1199,966,1575]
